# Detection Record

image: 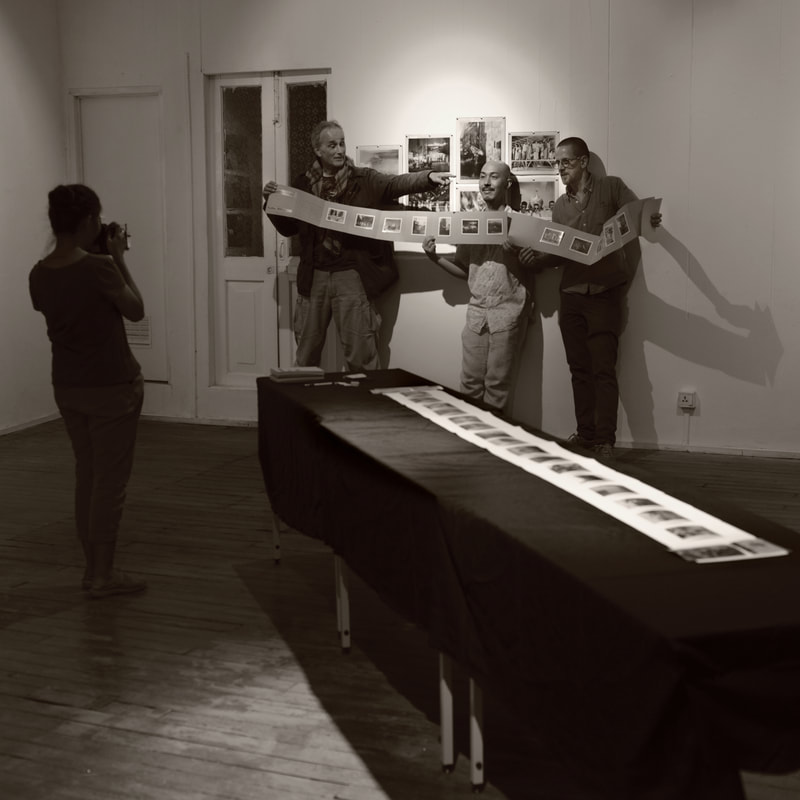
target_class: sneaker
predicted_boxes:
[593,442,614,460]
[89,570,147,599]
[567,433,594,450]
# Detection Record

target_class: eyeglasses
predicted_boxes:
[554,157,581,169]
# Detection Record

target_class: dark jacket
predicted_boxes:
[551,174,638,293]
[267,166,435,298]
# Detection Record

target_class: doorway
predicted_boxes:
[199,71,328,420]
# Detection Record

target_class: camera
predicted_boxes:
[91,221,129,255]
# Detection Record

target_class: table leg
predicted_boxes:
[270,511,282,564]
[334,554,351,653]
[470,678,485,792]
[334,555,342,633]
[440,652,455,773]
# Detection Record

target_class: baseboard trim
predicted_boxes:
[616,440,800,460]
[0,413,60,436]
[141,414,257,428]
[5,413,797,458]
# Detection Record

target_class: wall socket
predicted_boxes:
[677,391,697,410]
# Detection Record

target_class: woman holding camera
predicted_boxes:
[29,184,147,599]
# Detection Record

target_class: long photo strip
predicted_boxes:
[266,185,507,245]
[375,385,788,565]
[507,197,662,265]
[266,186,661,255]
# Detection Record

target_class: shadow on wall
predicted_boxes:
[375,151,783,446]
[621,232,782,446]
[505,267,561,427]
[549,152,783,447]
[376,251,470,372]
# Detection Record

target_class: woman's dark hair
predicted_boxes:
[47,184,101,235]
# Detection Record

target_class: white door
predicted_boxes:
[74,90,168,383]
[199,72,329,420]
[208,76,276,401]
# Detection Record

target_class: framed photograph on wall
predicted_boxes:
[456,183,486,212]
[355,144,402,175]
[406,134,452,174]
[517,176,560,218]
[457,117,505,180]
[508,131,559,175]
[404,134,452,211]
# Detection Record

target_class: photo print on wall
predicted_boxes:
[457,117,505,180]
[355,144,403,175]
[517,176,560,219]
[404,134,453,211]
[456,183,486,212]
[508,131,559,174]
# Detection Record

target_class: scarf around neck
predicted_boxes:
[305,157,355,259]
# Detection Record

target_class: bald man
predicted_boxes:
[423,161,533,412]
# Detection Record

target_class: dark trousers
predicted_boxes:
[54,374,144,545]
[558,287,623,445]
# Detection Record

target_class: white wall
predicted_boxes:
[0,0,65,432]
[9,0,800,454]
[608,0,800,454]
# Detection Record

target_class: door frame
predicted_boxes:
[193,69,329,422]
[195,72,277,421]
[207,74,279,390]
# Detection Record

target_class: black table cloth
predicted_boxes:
[257,369,800,800]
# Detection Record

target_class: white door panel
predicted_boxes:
[77,91,168,382]
[226,281,265,376]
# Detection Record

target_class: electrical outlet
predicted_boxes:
[677,391,696,410]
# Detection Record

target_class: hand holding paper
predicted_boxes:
[507,198,662,265]
[640,198,663,242]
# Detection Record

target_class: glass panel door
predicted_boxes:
[222,86,264,258]
[208,76,276,390]
[200,71,329,419]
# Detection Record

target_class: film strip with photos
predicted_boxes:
[373,385,788,565]
[266,185,507,244]
[267,185,661,255]
[507,197,662,265]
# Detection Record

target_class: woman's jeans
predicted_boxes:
[54,374,144,545]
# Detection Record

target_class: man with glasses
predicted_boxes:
[527,136,661,458]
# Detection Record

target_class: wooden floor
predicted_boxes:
[0,418,799,800]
